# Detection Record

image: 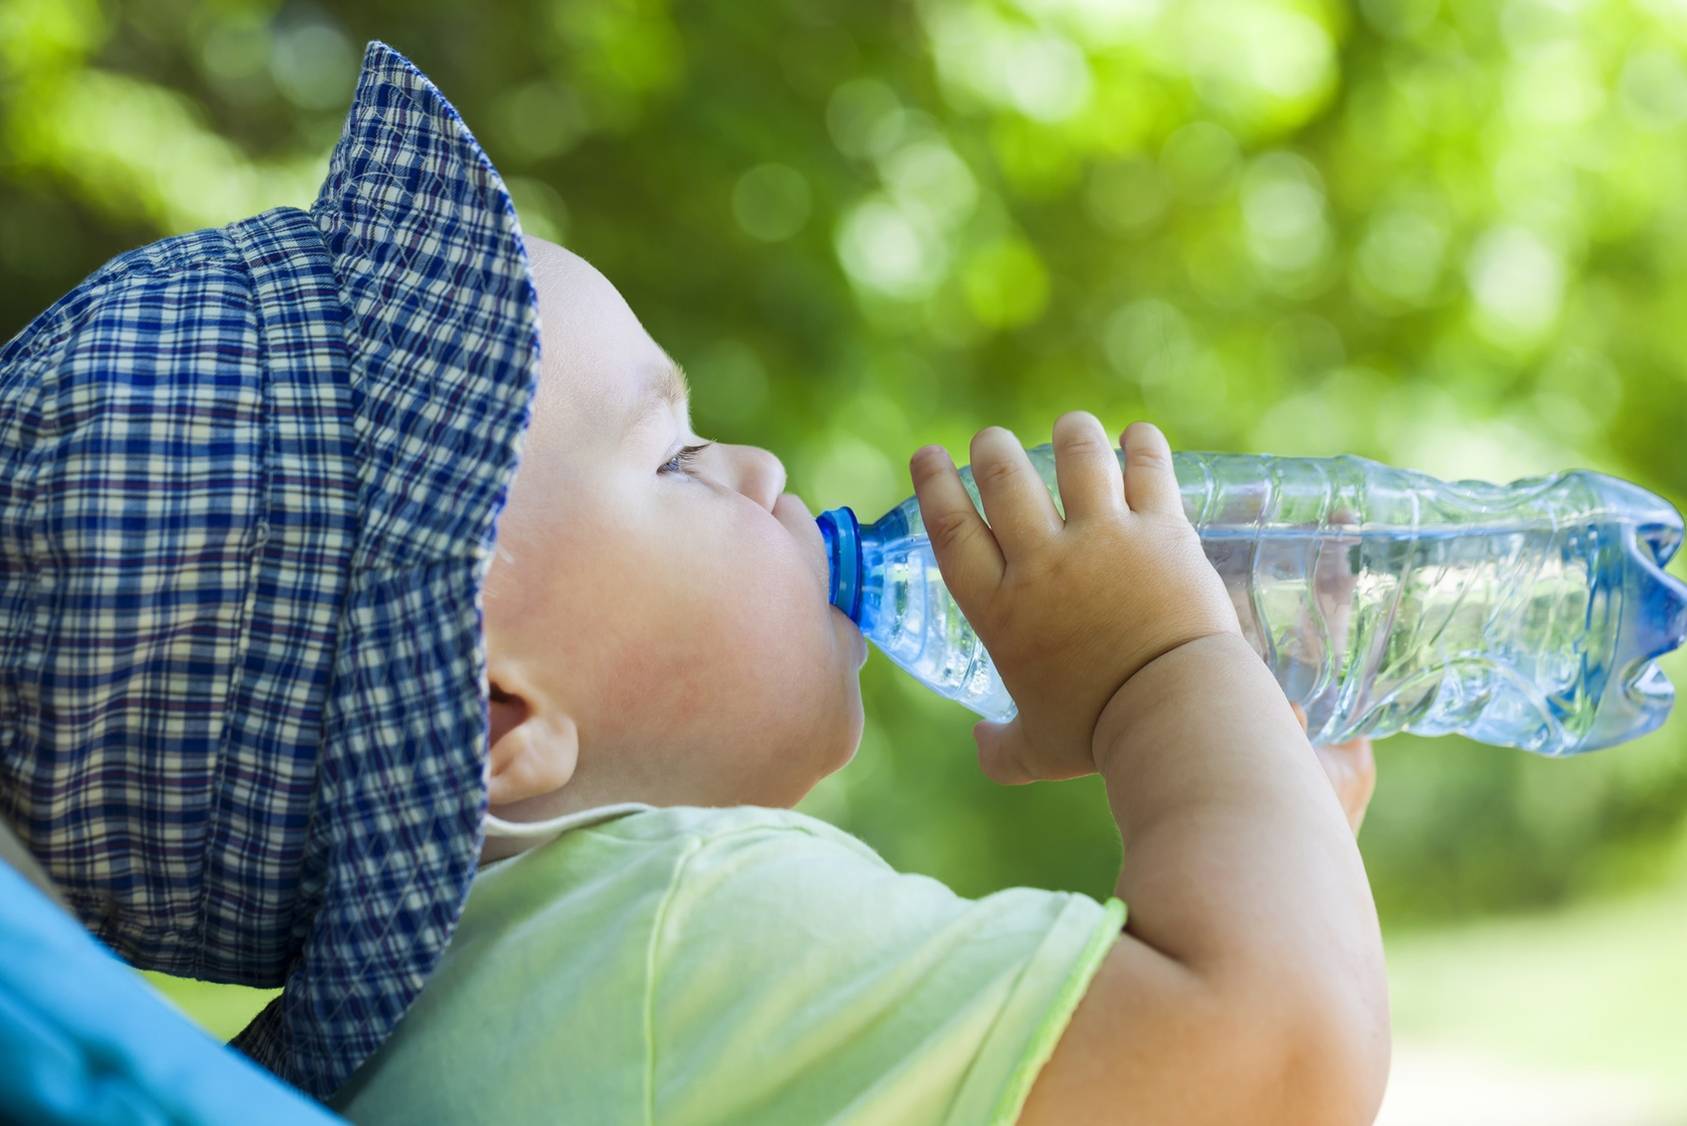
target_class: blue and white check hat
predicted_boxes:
[0,41,539,1097]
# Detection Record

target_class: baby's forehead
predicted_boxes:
[525,235,590,287]
[523,237,674,432]
[527,237,621,336]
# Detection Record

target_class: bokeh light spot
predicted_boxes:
[1084,156,1170,236]
[491,80,589,162]
[506,176,572,245]
[1466,225,1566,345]
[1241,149,1329,273]
[1160,120,1241,203]
[826,77,901,159]
[834,195,948,299]
[268,20,355,111]
[878,139,978,232]
[1357,207,1449,308]
[732,162,812,242]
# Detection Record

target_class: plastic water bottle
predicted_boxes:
[815,446,1687,755]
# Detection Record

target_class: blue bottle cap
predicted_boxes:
[815,506,862,624]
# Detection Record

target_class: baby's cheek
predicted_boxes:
[610,519,827,712]
[585,642,696,753]
[698,543,823,668]
[591,591,737,711]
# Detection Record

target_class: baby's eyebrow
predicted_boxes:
[622,357,691,437]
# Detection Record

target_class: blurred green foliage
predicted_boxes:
[4,0,1686,954]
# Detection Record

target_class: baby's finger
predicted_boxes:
[1119,421,1183,517]
[1312,736,1376,835]
[968,427,1064,561]
[1051,410,1126,524]
[1310,743,1361,835]
[1290,701,1309,732]
[912,444,1005,597]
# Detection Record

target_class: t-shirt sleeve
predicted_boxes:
[646,819,1127,1126]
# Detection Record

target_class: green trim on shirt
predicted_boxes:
[987,895,1127,1124]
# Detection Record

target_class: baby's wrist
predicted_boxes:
[1090,630,1255,774]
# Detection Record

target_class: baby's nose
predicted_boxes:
[729,444,786,511]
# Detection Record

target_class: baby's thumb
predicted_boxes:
[973,717,1037,786]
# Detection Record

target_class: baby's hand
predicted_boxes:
[910,414,1243,785]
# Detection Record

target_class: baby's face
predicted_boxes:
[479,236,865,819]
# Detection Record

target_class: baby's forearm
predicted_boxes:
[1093,632,1390,1111]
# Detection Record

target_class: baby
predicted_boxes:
[0,39,1386,1121]
[330,232,1392,1124]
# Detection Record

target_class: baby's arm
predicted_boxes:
[1025,635,1388,1124]
[910,417,1389,1125]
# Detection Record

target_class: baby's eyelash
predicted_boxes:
[659,442,714,479]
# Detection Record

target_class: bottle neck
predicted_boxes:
[816,506,862,624]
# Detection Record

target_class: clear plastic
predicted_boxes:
[816,446,1687,755]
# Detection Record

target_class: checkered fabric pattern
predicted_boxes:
[0,40,541,1098]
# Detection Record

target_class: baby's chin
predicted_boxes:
[836,607,868,670]
[813,607,867,757]
[823,672,867,784]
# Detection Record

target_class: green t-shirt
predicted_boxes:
[332,803,1126,1125]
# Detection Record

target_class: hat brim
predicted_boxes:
[229,39,540,1099]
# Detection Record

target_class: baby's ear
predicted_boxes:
[486,678,579,807]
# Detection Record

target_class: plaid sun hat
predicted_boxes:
[0,40,540,1098]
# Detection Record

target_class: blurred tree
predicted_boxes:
[3,0,1685,938]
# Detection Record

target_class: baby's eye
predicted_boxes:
[659,442,715,479]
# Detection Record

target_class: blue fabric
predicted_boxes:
[0,40,541,1097]
[0,860,342,1124]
